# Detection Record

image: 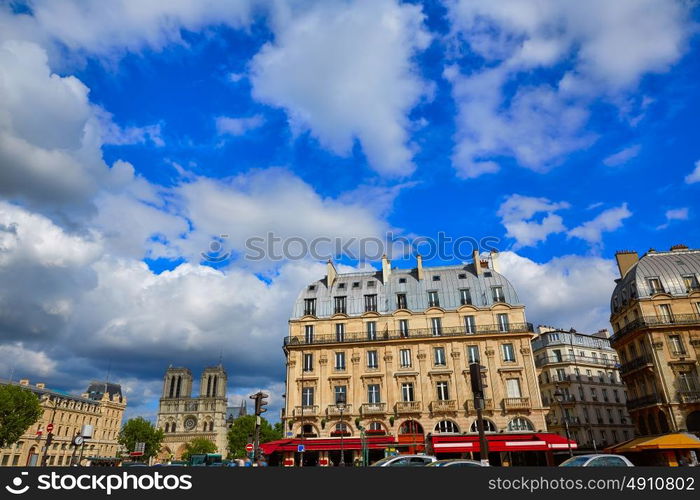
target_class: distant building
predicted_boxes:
[0,378,126,466]
[532,326,634,451]
[155,365,229,461]
[610,244,700,435]
[226,399,247,426]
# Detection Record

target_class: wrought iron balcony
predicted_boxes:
[619,354,654,375]
[326,404,353,416]
[360,402,386,415]
[536,355,619,369]
[465,399,494,413]
[612,313,700,344]
[284,322,535,346]
[626,394,663,410]
[429,400,457,413]
[678,390,700,404]
[502,397,530,410]
[294,405,319,416]
[394,401,422,414]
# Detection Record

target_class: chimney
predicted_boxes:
[326,260,337,288]
[381,254,391,283]
[489,249,500,273]
[670,244,689,252]
[615,250,638,279]
[19,379,29,386]
[472,250,482,276]
[35,383,45,389]
[416,254,424,281]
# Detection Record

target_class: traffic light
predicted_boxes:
[469,363,484,398]
[250,391,269,416]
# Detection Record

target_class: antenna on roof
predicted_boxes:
[218,350,223,367]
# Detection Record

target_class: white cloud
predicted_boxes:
[251,0,431,176]
[568,203,632,244]
[685,160,700,184]
[216,115,265,136]
[497,194,570,248]
[446,0,691,177]
[603,144,641,167]
[656,207,689,230]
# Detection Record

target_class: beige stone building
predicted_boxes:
[0,379,126,466]
[532,326,635,451]
[156,365,229,461]
[278,252,552,466]
[610,244,700,435]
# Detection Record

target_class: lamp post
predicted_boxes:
[336,392,347,467]
[553,386,574,458]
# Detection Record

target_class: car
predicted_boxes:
[370,455,438,467]
[559,454,634,467]
[426,459,488,467]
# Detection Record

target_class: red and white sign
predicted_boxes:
[46,423,54,433]
[130,451,144,457]
[245,443,254,452]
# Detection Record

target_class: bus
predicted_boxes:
[189,453,223,467]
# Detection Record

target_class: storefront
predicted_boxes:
[605,432,700,466]
[261,436,396,466]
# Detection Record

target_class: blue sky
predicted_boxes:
[0,0,699,420]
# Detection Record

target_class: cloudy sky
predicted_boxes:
[1,0,699,421]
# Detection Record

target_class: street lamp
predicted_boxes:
[553,386,574,458]
[336,392,347,467]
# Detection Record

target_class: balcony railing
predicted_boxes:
[284,323,534,346]
[536,355,620,369]
[429,400,457,413]
[294,405,319,416]
[360,403,386,415]
[326,404,353,416]
[619,354,654,375]
[626,394,663,410]
[679,391,700,403]
[612,313,700,344]
[502,397,530,410]
[394,401,422,414]
[465,399,494,413]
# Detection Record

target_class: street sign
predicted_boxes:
[46,423,54,433]
[297,444,305,453]
[245,443,254,452]
[130,452,144,457]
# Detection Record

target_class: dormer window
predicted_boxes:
[367,280,375,288]
[398,277,407,284]
[352,282,360,288]
[647,278,664,295]
[683,274,699,292]
[492,286,505,303]
[303,298,316,316]
[458,273,467,279]
[428,291,440,308]
[308,285,316,291]
[484,271,492,278]
[338,283,346,289]
[432,275,441,281]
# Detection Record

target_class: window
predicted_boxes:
[506,378,522,398]
[401,383,415,402]
[508,417,534,431]
[459,288,472,305]
[658,304,673,322]
[431,317,442,336]
[497,313,509,332]
[470,419,496,433]
[364,294,377,312]
[352,281,360,288]
[369,421,384,432]
[303,298,316,316]
[492,286,505,303]
[464,315,476,333]
[302,387,314,406]
[367,350,378,369]
[308,285,316,291]
[467,345,480,364]
[367,384,380,403]
[428,290,440,307]
[334,352,346,370]
[333,422,349,435]
[683,274,699,291]
[436,381,450,400]
[435,420,459,433]
[669,335,686,355]
[334,296,347,314]
[434,347,446,366]
[396,293,407,310]
[432,275,441,281]
[648,277,664,294]
[335,323,345,342]
[399,277,407,284]
[337,283,345,289]
[606,408,614,423]
[303,353,313,372]
[366,321,377,340]
[502,343,516,362]
[334,385,347,404]
[399,319,409,338]
[458,273,467,279]
[367,280,375,288]
[304,325,314,343]
[399,349,411,368]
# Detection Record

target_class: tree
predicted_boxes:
[118,417,164,462]
[0,385,43,448]
[227,415,283,458]
[181,437,217,461]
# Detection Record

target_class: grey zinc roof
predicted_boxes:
[291,263,520,319]
[611,248,700,312]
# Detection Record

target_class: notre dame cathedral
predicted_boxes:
[156,364,229,461]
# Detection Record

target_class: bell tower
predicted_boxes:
[162,367,193,398]
[199,364,227,399]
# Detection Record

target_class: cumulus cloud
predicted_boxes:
[603,144,641,167]
[215,115,265,136]
[568,203,632,244]
[685,160,700,184]
[497,194,570,248]
[446,0,691,177]
[656,207,689,230]
[251,0,431,176]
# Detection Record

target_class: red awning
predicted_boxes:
[431,433,577,453]
[261,436,396,454]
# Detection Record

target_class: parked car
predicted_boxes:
[426,459,488,467]
[559,454,634,467]
[371,455,438,467]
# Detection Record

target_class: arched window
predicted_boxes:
[302,424,317,437]
[209,421,214,432]
[507,417,534,432]
[399,420,424,434]
[434,420,459,434]
[367,421,386,434]
[171,423,176,433]
[332,422,350,436]
[469,419,497,433]
[164,423,170,433]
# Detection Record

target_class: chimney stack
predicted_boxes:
[416,255,424,280]
[35,383,45,389]
[473,250,482,276]
[615,250,639,279]
[326,259,337,288]
[381,254,391,283]
[489,249,500,273]
[19,379,29,386]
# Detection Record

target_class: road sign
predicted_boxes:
[297,444,305,453]
[245,443,254,452]
[130,452,144,457]
[46,423,54,433]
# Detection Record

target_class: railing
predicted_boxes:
[678,391,700,403]
[394,401,422,413]
[294,405,319,416]
[551,374,573,383]
[360,403,386,415]
[502,397,530,410]
[465,399,494,413]
[429,400,457,413]
[626,394,663,410]
[326,404,353,416]
[619,354,654,375]
[284,323,534,346]
[612,313,700,344]
[536,355,619,369]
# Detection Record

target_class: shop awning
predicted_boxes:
[431,433,577,453]
[260,436,396,454]
[607,433,700,453]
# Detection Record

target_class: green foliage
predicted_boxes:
[226,415,282,458]
[118,417,164,461]
[181,437,217,461]
[0,385,43,448]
